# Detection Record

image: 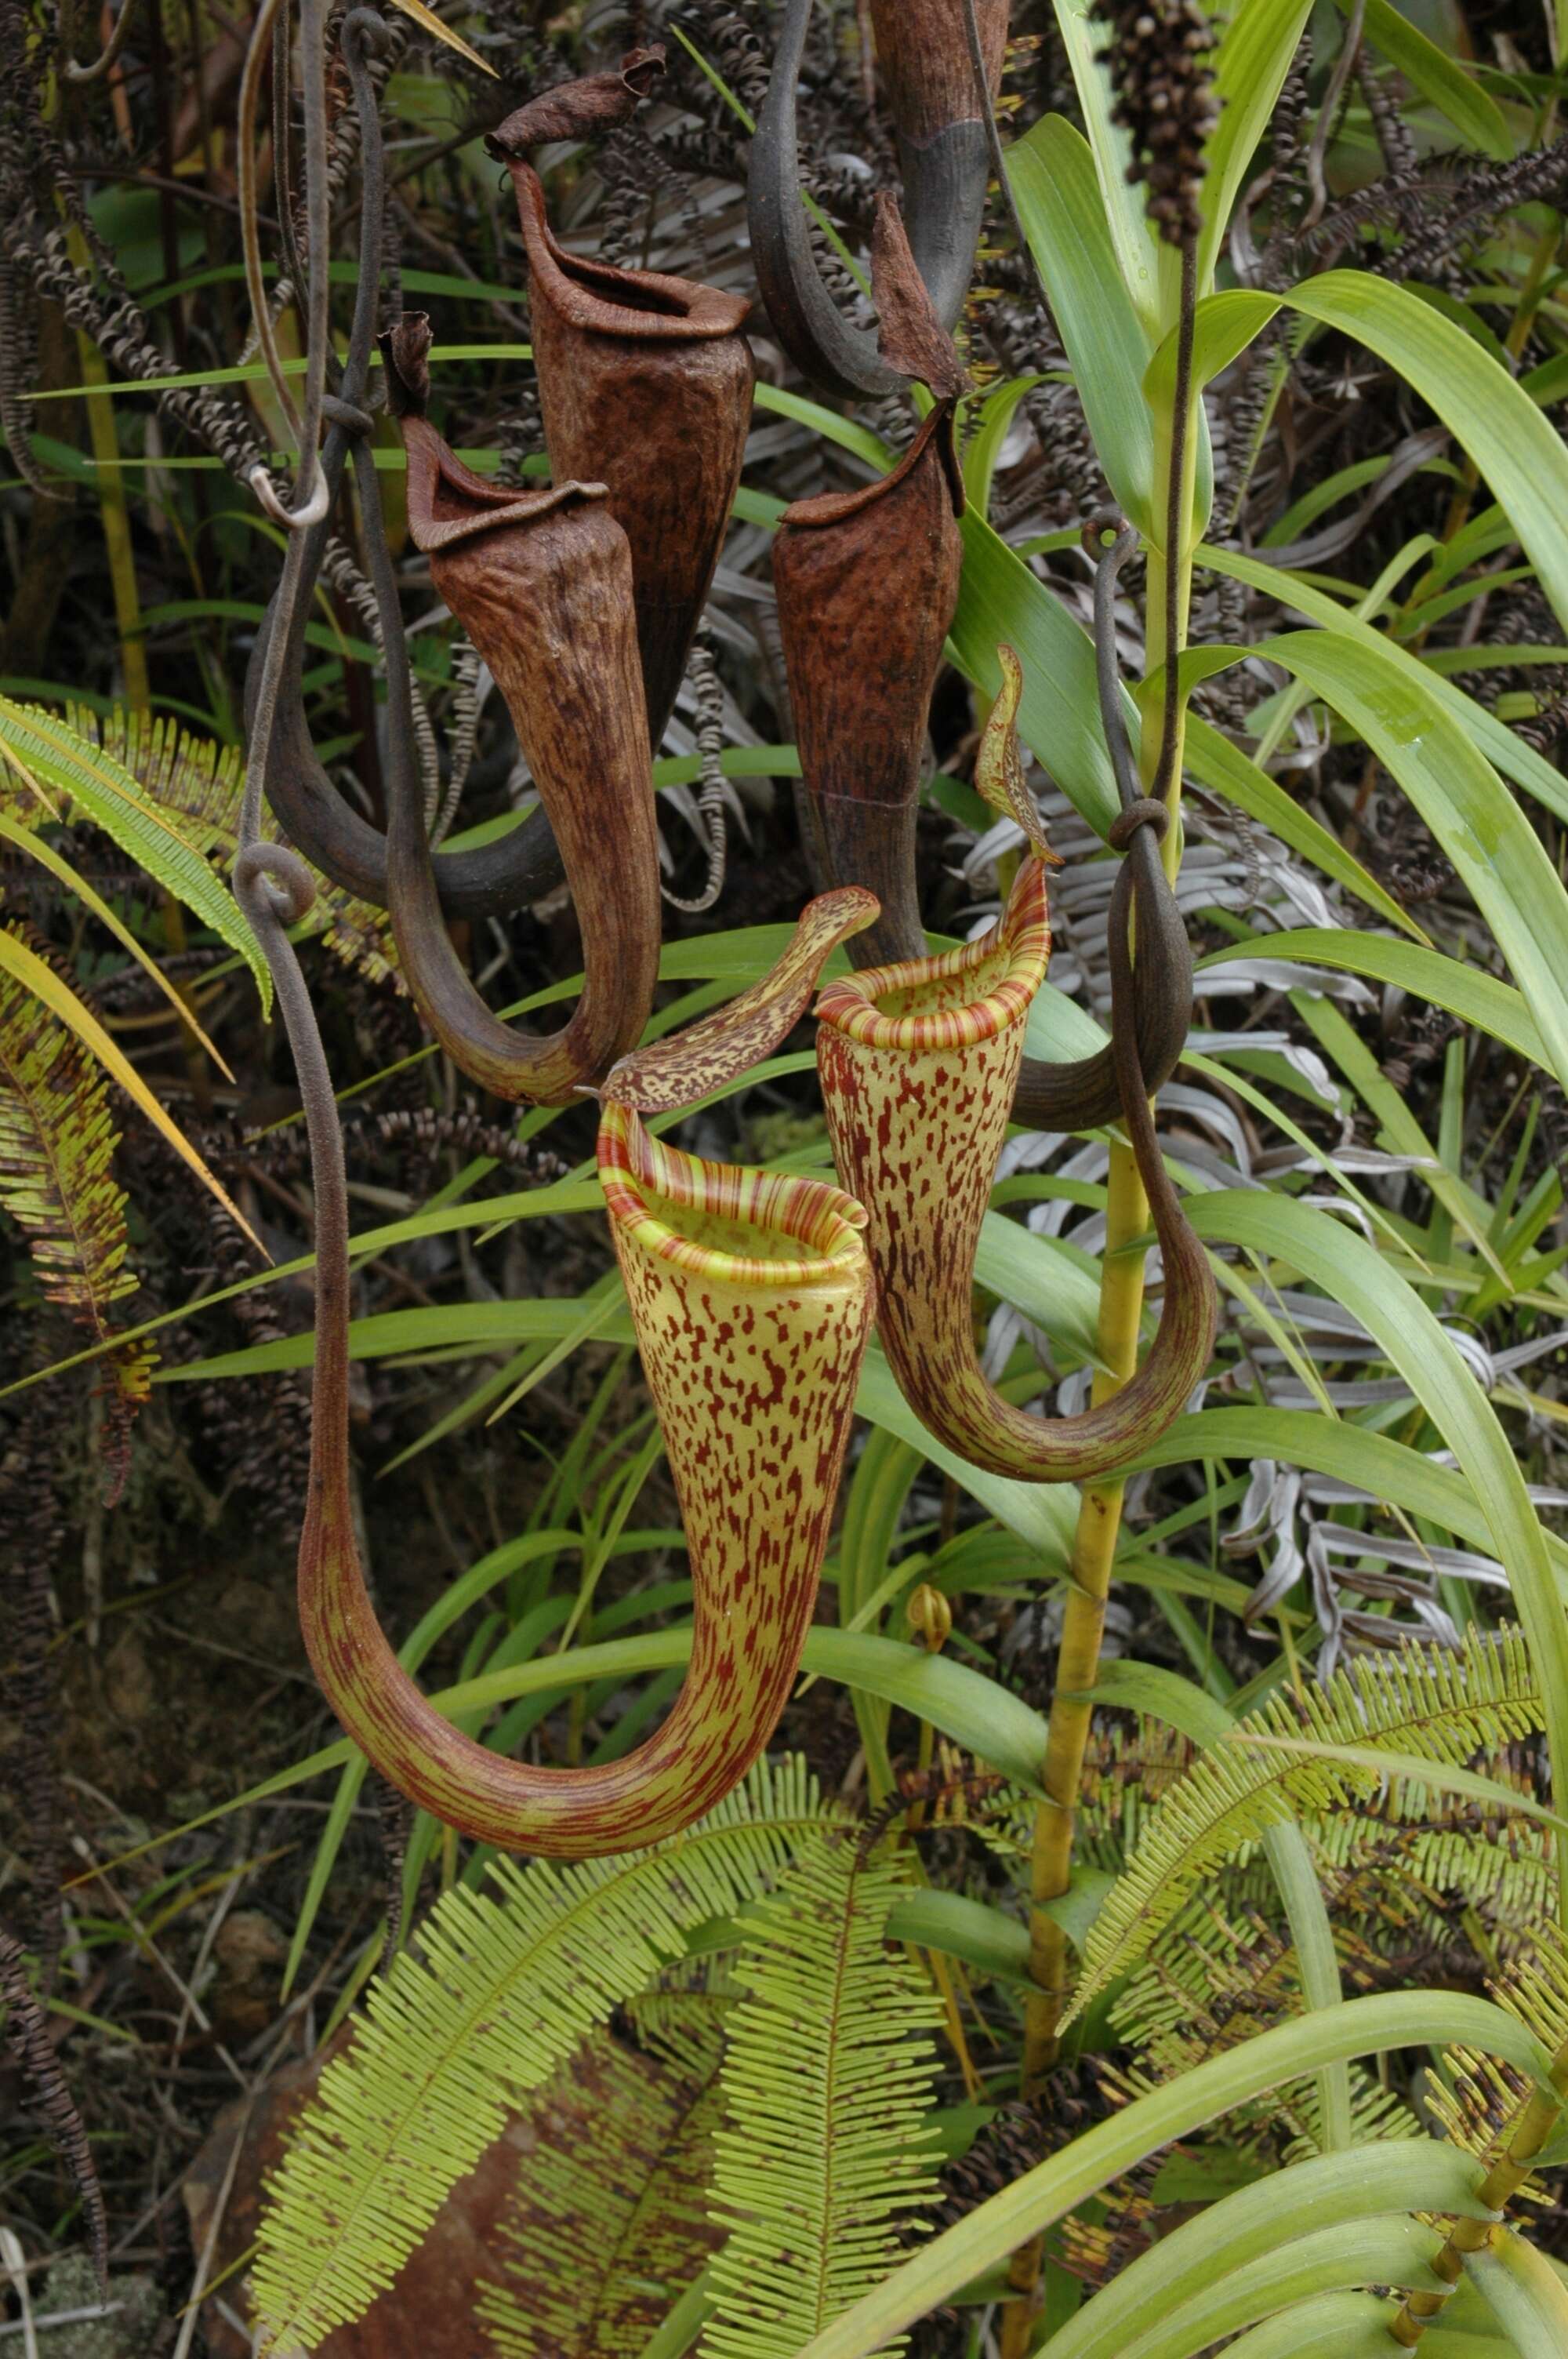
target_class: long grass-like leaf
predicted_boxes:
[0,697,270,1010]
[0,925,258,1246]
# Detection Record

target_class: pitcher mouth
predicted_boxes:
[400,416,605,555]
[815,859,1052,1055]
[512,163,750,342]
[598,1100,868,1289]
[779,398,965,530]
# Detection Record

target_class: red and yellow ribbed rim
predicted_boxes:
[597,1100,868,1289]
[815,856,1051,1054]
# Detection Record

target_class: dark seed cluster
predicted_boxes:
[1092,0,1220,245]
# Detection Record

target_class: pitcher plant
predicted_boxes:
[815,649,1217,1483]
[234,833,879,1858]
[382,317,660,1105]
[489,47,755,750]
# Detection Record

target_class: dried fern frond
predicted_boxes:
[705,1835,943,2359]
[1107,1903,1417,2157]
[1070,1629,1544,2022]
[0,1925,107,2284]
[0,929,154,1476]
[477,2004,726,2358]
[252,1757,841,2356]
[1431,1928,1568,2181]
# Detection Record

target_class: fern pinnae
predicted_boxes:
[1069,1629,1543,2025]
[251,1757,838,2355]
[63,702,400,988]
[0,936,154,1468]
[478,2005,727,2358]
[704,1835,943,2359]
[0,696,273,1009]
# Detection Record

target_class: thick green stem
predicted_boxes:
[1000,240,1199,2359]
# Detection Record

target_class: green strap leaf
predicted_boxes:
[1196,0,1316,295]
[1200,927,1548,1071]
[1188,1190,1568,1925]
[1118,2217,1446,2359]
[1198,541,1568,832]
[1285,273,1568,636]
[1463,2230,1568,2359]
[1335,0,1514,159]
[795,1992,1549,2357]
[1043,2141,1489,2359]
[1258,627,1568,1096]
[1048,0,1160,332]
[1007,115,1156,531]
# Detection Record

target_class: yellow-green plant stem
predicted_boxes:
[70,313,149,713]
[998,275,1197,2359]
[1389,2043,1568,2345]
[1022,291,1197,2093]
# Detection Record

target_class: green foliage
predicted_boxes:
[73,706,400,987]
[0,696,270,1009]
[0,927,154,1443]
[477,2004,726,2359]
[16,6,1568,2355]
[705,1836,942,2359]
[251,1758,842,2354]
[1072,1629,1544,2023]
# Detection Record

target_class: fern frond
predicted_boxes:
[1431,1926,1568,2179]
[1280,2064,1422,2161]
[0,696,271,1009]
[0,931,154,1470]
[1070,1629,1543,2023]
[68,703,400,989]
[71,703,245,856]
[477,2004,726,2358]
[704,1835,943,2359]
[252,1757,840,2356]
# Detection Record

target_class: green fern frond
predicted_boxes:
[1107,1910,1423,2158]
[0,929,154,1463]
[0,696,271,1010]
[1280,2065,1422,2161]
[626,1981,737,2079]
[1070,1629,1543,2023]
[704,1835,943,2359]
[67,703,401,990]
[1312,1809,1555,1905]
[71,703,245,856]
[252,1757,841,2357]
[1430,1927,1568,2177]
[477,2004,726,2358]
